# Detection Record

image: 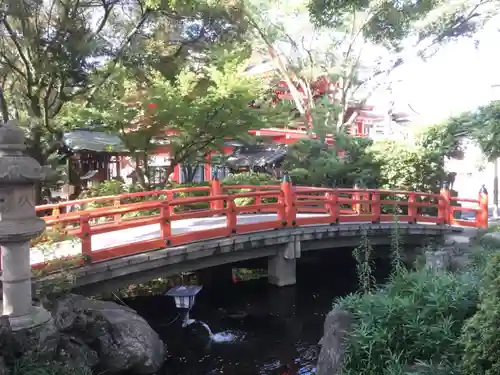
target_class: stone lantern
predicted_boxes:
[0,120,52,332]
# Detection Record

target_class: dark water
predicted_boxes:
[124,248,392,375]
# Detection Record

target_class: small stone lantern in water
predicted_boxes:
[166,285,203,327]
[0,120,53,333]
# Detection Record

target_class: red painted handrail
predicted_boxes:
[27,182,487,272]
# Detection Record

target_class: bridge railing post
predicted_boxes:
[280,174,296,226]
[361,191,370,213]
[79,214,92,258]
[477,185,489,229]
[210,178,223,210]
[226,198,237,234]
[113,197,121,224]
[439,184,451,225]
[371,192,381,223]
[165,191,175,215]
[408,193,417,224]
[326,191,338,223]
[353,183,361,214]
[160,202,172,244]
[255,186,262,210]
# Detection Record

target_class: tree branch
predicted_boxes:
[81,10,151,106]
[1,16,35,96]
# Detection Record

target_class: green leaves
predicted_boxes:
[461,251,500,375]
[308,0,498,49]
[284,133,381,187]
[64,52,285,170]
[416,119,468,160]
[337,268,479,374]
[373,141,445,193]
[463,101,500,160]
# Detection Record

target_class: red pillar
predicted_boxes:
[478,185,489,229]
[173,164,181,183]
[439,184,451,225]
[280,174,296,226]
[210,177,223,211]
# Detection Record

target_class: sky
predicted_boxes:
[386,15,500,125]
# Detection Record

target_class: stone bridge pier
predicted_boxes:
[268,236,301,287]
[0,120,55,339]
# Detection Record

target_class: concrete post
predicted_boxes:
[0,120,52,332]
[268,237,300,287]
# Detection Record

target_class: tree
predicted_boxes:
[245,0,499,132]
[416,117,470,160]
[0,0,252,197]
[0,0,250,130]
[62,51,284,187]
[373,141,446,193]
[448,101,500,216]
[283,133,381,187]
[0,0,150,163]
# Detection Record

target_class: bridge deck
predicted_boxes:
[30,213,328,265]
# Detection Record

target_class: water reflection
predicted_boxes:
[123,248,392,375]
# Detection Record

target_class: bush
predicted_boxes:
[78,180,156,208]
[337,268,479,374]
[461,251,500,375]
[372,141,445,194]
[9,357,92,375]
[170,181,210,211]
[222,172,279,206]
[222,172,280,186]
[283,138,381,188]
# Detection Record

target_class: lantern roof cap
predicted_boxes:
[166,285,202,298]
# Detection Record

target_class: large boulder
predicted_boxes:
[316,308,352,375]
[480,231,500,247]
[52,294,165,374]
[425,249,452,271]
[0,358,6,375]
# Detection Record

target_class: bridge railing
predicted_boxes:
[29,181,488,271]
[36,183,361,221]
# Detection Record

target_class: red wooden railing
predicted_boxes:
[29,180,488,271]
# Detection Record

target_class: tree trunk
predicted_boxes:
[0,88,9,122]
[133,154,149,189]
[26,132,45,204]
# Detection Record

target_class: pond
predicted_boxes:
[123,247,392,375]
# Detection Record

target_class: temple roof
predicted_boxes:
[226,144,288,168]
[63,129,128,153]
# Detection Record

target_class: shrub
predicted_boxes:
[222,172,280,206]
[461,251,500,375]
[337,268,479,374]
[9,356,92,375]
[222,172,280,186]
[170,181,210,211]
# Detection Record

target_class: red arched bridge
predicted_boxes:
[30,180,487,276]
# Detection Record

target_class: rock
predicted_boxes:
[425,250,452,271]
[0,315,19,363]
[52,294,165,374]
[0,357,7,375]
[481,231,500,247]
[15,312,60,358]
[316,309,352,375]
[183,321,212,352]
[58,334,99,371]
